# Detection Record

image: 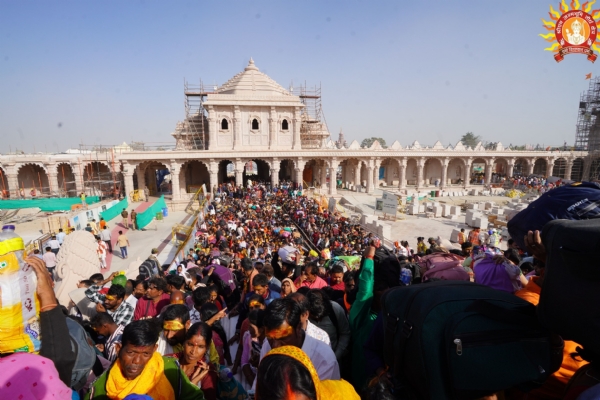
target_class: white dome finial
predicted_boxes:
[245,57,258,71]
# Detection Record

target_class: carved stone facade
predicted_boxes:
[0,60,589,202]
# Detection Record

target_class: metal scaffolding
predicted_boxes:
[575,77,600,180]
[292,82,330,149]
[172,80,210,150]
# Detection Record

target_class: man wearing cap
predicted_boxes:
[85,272,135,326]
[427,237,440,252]
[148,248,160,275]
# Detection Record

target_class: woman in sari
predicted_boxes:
[256,346,359,400]
[280,278,297,298]
[169,322,218,400]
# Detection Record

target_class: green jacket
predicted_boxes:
[349,258,378,390]
[85,356,205,400]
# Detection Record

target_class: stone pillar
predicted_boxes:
[296,159,306,188]
[136,166,147,195]
[320,163,328,190]
[209,160,219,193]
[4,163,18,197]
[565,159,574,180]
[528,160,535,176]
[329,159,339,195]
[271,168,280,188]
[464,159,472,189]
[269,107,277,149]
[507,159,515,178]
[399,159,407,189]
[293,106,301,150]
[373,159,381,191]
[207,106,216,150]
[123,168,135,201]
[546,159,555,177]
[416,158,425,189]
[485,158,495,185]
[235,159,244,187]
[169,161,181,200]
[440,158,449,190]
[232,106,241,150]
[366,163,374,193]
[354,163,362,189]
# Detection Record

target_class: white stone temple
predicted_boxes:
[0,59,588,208]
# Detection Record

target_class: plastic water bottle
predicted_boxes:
[400,267,413,286]
[0,225,41,353]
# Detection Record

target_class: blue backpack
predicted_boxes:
[507,182,600,250]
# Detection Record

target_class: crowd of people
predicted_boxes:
[0,179,589,400]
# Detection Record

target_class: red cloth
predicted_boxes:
[295,276,329,289]
[133,293,171,320]
[330,282,345,291]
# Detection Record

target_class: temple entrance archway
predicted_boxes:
[470,158,486,184]
[218,160,235,185]
[406,159,418,186]
[17,163,49,198]
[82,161,113,197]
[571,158,584,181]
[143,161,170,195]
[514,158,530,176]
[424,158,442,187]
[533,158,547,176]
[243,159,270,186]
[279,159,295,182]
[447,159,465,185]
[379,158,399,187]
[57,163,76,197]
[181,161,210,196]
[303,159,331,188]
[552,158,567,178]
[492,158,509,183]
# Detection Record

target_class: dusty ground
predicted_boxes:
[337,189,511,251]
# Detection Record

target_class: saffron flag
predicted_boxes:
[586,73,592,80]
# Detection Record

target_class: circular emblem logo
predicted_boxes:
[541,2,600,63]
[555,11,597,49]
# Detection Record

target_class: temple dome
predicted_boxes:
[215,58,291,96]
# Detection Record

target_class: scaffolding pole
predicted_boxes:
[575,78,600,179]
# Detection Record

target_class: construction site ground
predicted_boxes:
[335,189,512,251]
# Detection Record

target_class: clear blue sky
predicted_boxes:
[0,0,597,153]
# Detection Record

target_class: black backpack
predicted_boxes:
[538,218,600,360]
[382,281,563,399]
[139,260,155,280]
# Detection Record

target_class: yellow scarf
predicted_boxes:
[264,346,360,400]
[106,352,175,400]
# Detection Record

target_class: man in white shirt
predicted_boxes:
[56,228,66,246]
[96,236,108,269]
[100,225,113,254]
[48,235,61,255]
[42,246,57,279]
[259,298,339,381]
